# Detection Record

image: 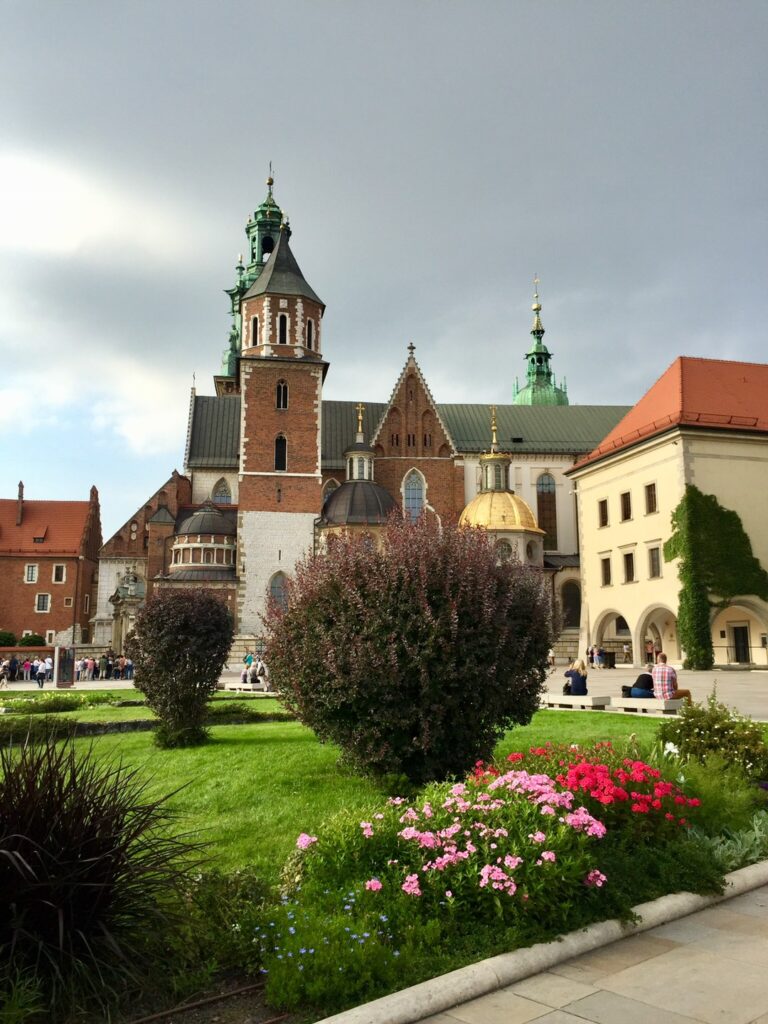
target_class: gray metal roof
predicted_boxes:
[320,480,398,525]
[164,568,237,582]
[242,230,324,307]
[176,505,237,536]
[186,396,630,472]
[186,396,240,468]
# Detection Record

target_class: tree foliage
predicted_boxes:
[665,485,768,669]
[126,589,234,747]
[265,517,553,783]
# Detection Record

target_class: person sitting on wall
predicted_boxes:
[652,654,692,704]
[629,665,655,698]
[563,659,588,696]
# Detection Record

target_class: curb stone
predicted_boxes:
[316,858,768,1024]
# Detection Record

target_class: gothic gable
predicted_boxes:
[372,347,456,459]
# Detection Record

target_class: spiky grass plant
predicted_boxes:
[0,734,202,1019]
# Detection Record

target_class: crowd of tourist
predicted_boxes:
[74,653,134,681]
[0,651,134,688]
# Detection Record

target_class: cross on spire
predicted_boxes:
[355,402,365,434]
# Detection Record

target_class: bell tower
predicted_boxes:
[512,279,569,406]
[234,178,328,632]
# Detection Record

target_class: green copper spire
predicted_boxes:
[512,277,569,406]
[221,168,287,376]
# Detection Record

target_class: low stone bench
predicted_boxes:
[542,694,611,711]
[611,697,684,715]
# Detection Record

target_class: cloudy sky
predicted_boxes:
[2,1,766,540]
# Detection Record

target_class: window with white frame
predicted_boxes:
[403,470,425,521]
[36,594,51,613]
[53,564,66,583]
[25,564,38,583]
[45,630,55,645]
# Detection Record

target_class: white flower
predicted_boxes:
[664,742,680,756]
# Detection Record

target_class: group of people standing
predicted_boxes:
[75,654,133,681]
[0,655,53,688]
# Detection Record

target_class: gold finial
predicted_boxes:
[355,402,365,435]
[267,160,274,188]
[490,404,498,448]
[532,274,541,313]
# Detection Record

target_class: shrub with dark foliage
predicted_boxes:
[126,589,234,747]
[265,517,553,783]
[18,633,45,647]
[0,735,200,1019]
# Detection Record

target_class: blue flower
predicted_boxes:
[288,926,296,935]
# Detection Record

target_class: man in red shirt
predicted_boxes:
[652,654,692,704]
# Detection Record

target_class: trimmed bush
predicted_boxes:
[0,630,16,647]
[265,517,553,783]
[0,734,200,1019]
[126,589,234,747]
[17,634,45,647]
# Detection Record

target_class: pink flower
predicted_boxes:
[360,821,374,838]
[584,869,607,888]
[540,850,556,862]
[402,873,422,897]
[296,833,317,850]
[365,878,383,891]
[528,831,546,843]
[445,889,453,898]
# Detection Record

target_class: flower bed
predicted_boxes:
[256,742,722,1014]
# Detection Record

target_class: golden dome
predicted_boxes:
[459,491,544,533]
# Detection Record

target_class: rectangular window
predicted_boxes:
[645,483,657,514]
[64,597,73,607]
[25,564,38,583]
[649,547,661,578]
[53,564,66,583]
[620,492,632,521]
[598,499,608,528]
[84,594,90,613]
[45,630,55,645]
[36,593,50,613]
[624,552,635,583]
[601,557,612,586]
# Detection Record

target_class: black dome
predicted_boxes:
[176,504,237,537]
[321,480,397,526]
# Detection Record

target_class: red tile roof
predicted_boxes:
[0,500,91,555]
[575,357,768,469]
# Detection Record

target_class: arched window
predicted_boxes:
[323,479,340,500]
[278,314,288,345]
[536,473,558,550]
[274,435,287,472]
[357,457,365,480]
[251,316,259,347]
[212,478,232,504]
[561,581,581,629]
[495,540,513,563]
[276,380,288,409]
[204,550,213,564]
[494,464,502,489]
[270,571,288,610]
[306,319,314,350]
[404,470,425,522]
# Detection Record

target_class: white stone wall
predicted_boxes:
[190,470,240,505]
[237,510,316,633]
[92,557,146,644]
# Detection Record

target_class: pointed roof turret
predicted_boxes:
[242,225,325,308]
[513,278,569,407]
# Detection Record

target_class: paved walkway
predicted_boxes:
[546,665,768,722]
[419,884,768,1024]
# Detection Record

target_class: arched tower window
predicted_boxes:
[278,314,288,345]
[494,464,502,489]
[536,472,557,550]
[251,316,259,347]
[274,435,287,472]
[403,470,425,522]
[306,319,314,350]
[276,380,288,410]
[270,571,288,610]
[212,478,232,504]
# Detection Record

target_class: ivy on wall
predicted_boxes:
[664,485,768,669]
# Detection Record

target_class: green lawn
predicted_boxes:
[77,711,665,883]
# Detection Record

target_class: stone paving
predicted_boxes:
[418,885,768,1024]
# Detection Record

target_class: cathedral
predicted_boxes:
[92,178,630,651]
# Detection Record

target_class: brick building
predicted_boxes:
[93,178,630,649]
[0,482,101,644]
